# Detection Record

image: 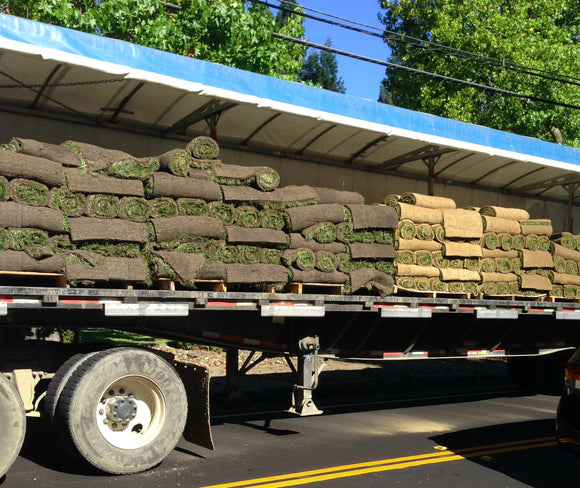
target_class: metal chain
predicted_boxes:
[0,76,126,89]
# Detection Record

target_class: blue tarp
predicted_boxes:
[1,14,579,168]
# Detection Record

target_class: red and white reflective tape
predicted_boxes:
[202,331,286,350]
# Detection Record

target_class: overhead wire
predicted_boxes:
[272,33,580,111]
[258,0,580,90]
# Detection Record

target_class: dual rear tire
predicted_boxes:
[0,373,26,479]
[45,348,187,474]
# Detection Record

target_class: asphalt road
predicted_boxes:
[2,361,580,488]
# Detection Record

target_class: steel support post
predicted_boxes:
[288,336,323,416]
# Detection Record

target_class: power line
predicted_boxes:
[273,33,580,111]
[258,0,580,90]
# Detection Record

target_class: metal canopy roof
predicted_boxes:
[1,15,580,202]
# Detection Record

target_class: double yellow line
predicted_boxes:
[197,436,556,488]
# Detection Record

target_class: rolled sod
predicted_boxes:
[177,198,208,217]
[65,168,144,197]
[235,206,260,228]
[315,251,338,273]
[152,216,224,242]
[0,202,65,232]
[398,220,416,240]
[286,204,346,231]
[86,194,119,219]
[118,197,149,222]
[10,179,49,206]
[9,138,80,167]
[107,157,159,180]
[186,136,220,160]
[0,150,64,187]
[302,222,337,244]
[347,204,398,230]
[314,187,364,205]
[158,149,192,177]
[260,208,286,230]
[69,217,149,243]
[208,202,235,225]
[149,197,178,218]
[50,189,86,217]
[150,172,221,200]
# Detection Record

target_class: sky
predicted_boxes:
[291,1,388,101]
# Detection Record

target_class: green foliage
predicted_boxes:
[299,38,346,93]
[379,0,580,147]
[3,0,307,82]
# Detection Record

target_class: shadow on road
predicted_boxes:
[431,419,580,488]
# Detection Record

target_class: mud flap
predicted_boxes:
[172,361,214,450]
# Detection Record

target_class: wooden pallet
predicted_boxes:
[157,278,227,292]
[287,282,344,295]
[392,285,473,300]
[0,271,67,288]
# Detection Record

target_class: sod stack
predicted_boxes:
[0,136,398,297]
[549,232,580,298]
[386,192,483,294]
[480,206,553,296]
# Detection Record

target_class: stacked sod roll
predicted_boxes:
[480,206,553,296]
[0,136,398,296]
[386,193,482,294]
[549,232,580,298]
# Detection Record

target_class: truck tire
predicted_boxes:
[0,373,26,479]
[55,347,187,474]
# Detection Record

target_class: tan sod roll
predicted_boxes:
[439,268,481,282]
[519,274,552,291]
[520,250,554,269]
[519,219,553,236]
[390,202,443,224]
[481,216,521,234]
[441,208,483,239]
[400,192,456,209]
[396,264,440,277]
[481,272,518,283]
[480,206,530,221]
[396,239,443,251]
[442,241,483,258]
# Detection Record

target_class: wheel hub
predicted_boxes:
[105,396,137,426]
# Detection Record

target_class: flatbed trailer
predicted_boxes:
[1,284,579,477]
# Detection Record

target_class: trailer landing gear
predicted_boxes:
[288,336,324,417]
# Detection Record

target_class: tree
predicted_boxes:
[378,0,580,147]
[1,1,307,82]
[299,38,346,93]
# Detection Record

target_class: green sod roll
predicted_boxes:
[237,245,261,265]
[414,277,431,291]
[356,260,376,270]
[294,248,316,270]
[496,282,510,295]
[565,286,578,298]
[304,222,337,244]
[566,260,579,275]
[118,196,149,222]
[464,282,479,294]
[464,258,481,271]
[396,277,415,289]
[150,197,178,218]
[337,253,357,272]
[260,208,286,230]
[480,282,498,295]
[482,233,498,250]
[509,282,520,294]
[356,230,375,244]
[0,228,7,250]
[496,258,512,273]
[261,248,283,265]
[374,229,395,245]
[525,234,540,250]
[112,243,142,259]
[10,179,49,206]
[219,244,239,264]
[498,234,513,251]
[255,168,281,192]
[50,189,86,217]
[107,157,159,180]
[187,136,220,159]
[208,202,234,225]
[235,206,260,228]
[554,256,567,273]
[430,278,448,292]
[539,235,551,251]
[449,259,464,269]
[11,229,49,250]
[415,251,433,266]
[398,220,416,240]
[551,284,564,297]
[512,234,525,250]
[396,250,414,265]
[376,260,396,276]
[177,198,208,216]
[448,282,464,293]
[0,176,7,200]
[481,257,496,273]
[511,258,523,275]
[86,194,119,218]
[560,232,577,249]
[416,223,435,241]
[176,239,209,254]
[316,251,338,273]
[158,150,192,177]
[336,222,357,243]
[433,252,449,269]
